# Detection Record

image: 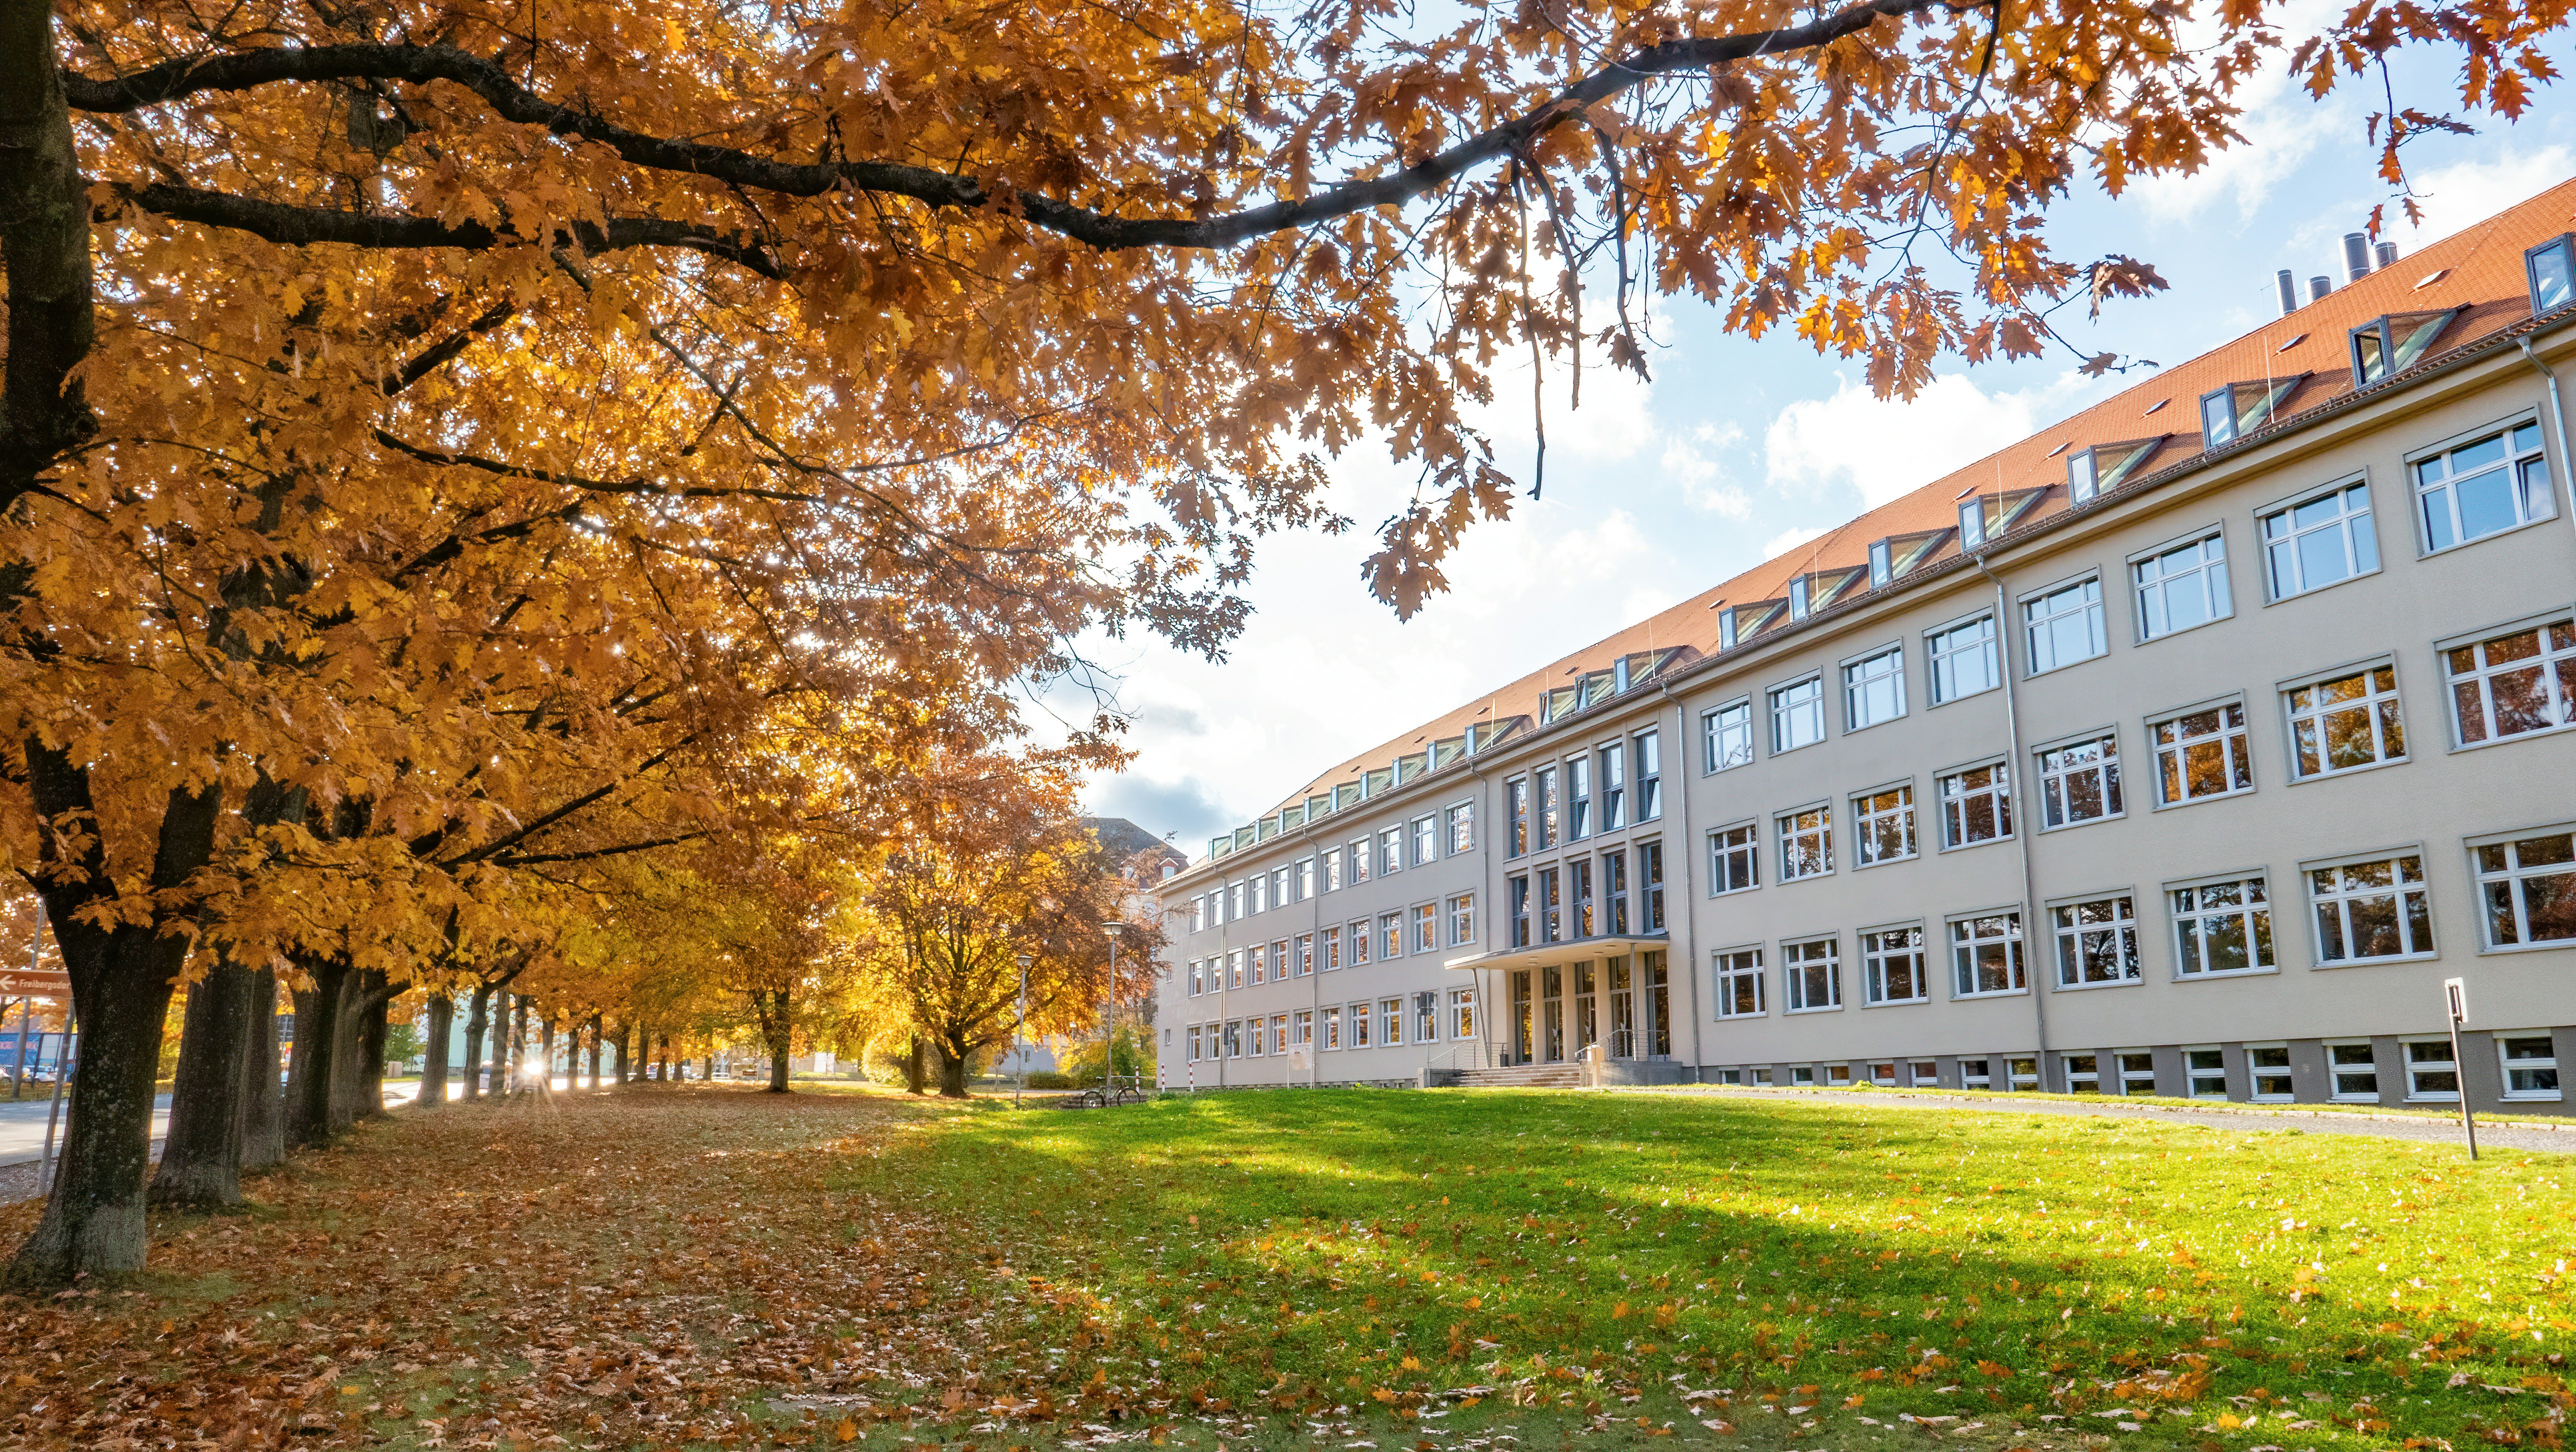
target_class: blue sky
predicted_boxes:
[1070,43,2576,855]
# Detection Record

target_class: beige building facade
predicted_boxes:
[1154,182,2576,1115]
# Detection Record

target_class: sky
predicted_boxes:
[1066,41,2576,858]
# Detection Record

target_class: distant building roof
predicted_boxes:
[1082,817,1188,878]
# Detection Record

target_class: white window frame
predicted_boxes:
[1376,910,1404,961]
[1712,946,1766,1018]
[2408,414,2555,556]
[1409,814,1439,868]
[1446,892,1476,947]
[2060,1052,2100,1094]
[2326,1040,2380,1102]
[1596,742,1627,830]
[1775,802,1832,882]
[1958,1057,1993,1091]
[1319,924,1343,970]
[1320,1006,1342,1051]
[1294,931,1315,976]
[1346,918,1372,966]
[1860,924,1930,1006]
[2020,572,2108,676]
[1946,909,2026,998]
[1346,1000,1371,1048]
[1292,1009,1314,1048]
[1702,696,1755,773]
[2442,612,2576,749]
[2165,872,2276,978]
[1320,847,1344,893]
[1852,782,1918,867]
[1186,1024,1203,1062]
[2034,730,2124,831]
[2112,1050,2156,1096]
[1782,936,1842,1013]
[1446,987,1476,1041]
[2048,892,2142,988]
[1446,800,1476,854]
[1408,900,1437,955]
[2283,658,2408,780]
[1841,643,1907,733]
[1564,754,1594,842]
[1708,820,1759,896]
[1768,674,1826,754]
[2182,1045,2228,1098]
[2131,526,2234,642]
[2148,698,2253,808]
[1376,826,1404,877]
[2244,1042,2295,1102]
[1936,759,2014,850]
[2498,1032,2563,1102]
[1380,997,1404,1048]
[2470,825,2576,951]
[2260,475,2380,601]
[2304,848,2436,966]
[2402,1037,2460,1102]
[1925,610,2002,706]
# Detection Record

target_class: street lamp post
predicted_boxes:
[1102,923,1126,1104]
[1014,952,1034,1108]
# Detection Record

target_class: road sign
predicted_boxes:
[2443,976,2468,1024]
[0,972,70,999]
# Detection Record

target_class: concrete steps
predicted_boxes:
[1450,1063,1584,1088]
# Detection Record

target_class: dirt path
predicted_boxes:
[0,1086,978,1450]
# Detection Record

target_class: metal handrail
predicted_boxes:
[1424,1038,1498,1074]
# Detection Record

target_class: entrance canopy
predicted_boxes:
[1442,934,1668,974]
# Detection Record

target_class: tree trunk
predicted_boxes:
[508,995,528,1093]
[938,1040,970,1098]
[353,971,390,1120]
[148,951,258,1207]
[537,1016,555,1094]
[460,982,491,1100]
[905,1034,926,1096]
[611,1022,630,1084]
[416,993,452,1108]
[586,1014,602,1088]
[656,1034,668,1082]
[286,955,350,1150]
[238,968,284,1170]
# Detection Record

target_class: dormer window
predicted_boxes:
[1868,539,1892,588]
[2065,438,2165,502]
[2198,377,2306,448]
[1788,576,1810,620]
[2349,308,2459,386]
[1958,498,1986,548]
[2528,234,2575,314]
[1959,486,2052,547]
[1720,600,1786,650]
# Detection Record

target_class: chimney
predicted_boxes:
[2276,269,2298,316]
[2376,240,2400,270]
[2343,232,2372,282]
[2310,275,2332,303]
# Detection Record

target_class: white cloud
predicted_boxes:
[2130,0,2358,225]
[2388,145,2576,250]
[1762,372,2101,510]
[1660,422,1754,517]
[1761,524,1830,561]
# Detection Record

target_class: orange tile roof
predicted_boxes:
[1254,175,2576,824]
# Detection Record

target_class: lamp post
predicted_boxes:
[1102,923,1126,1103]
[1014,952,1034,1108]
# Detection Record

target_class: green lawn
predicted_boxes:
[840,1088,2576,1452]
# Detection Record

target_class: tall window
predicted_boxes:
[2287,665,2406,777]
[1938,762,2013,848]
[2051,894,2140,986]
[1378,911,1404,960]
[1347,918,1371,965]
[2475,831,2576,947]
[2311,854,2434,962]
[1714,948,1765,1018]
[1414,991,1439,1044]
[1535,766,1560,849]
[1410,814,1438,867]
[1348,1000,1370,1048]
[1565,756,1592,840]
[1320,924,1343,970]
[1376,827,1403,877]
[1294,857,1315,900]
[1926,614,2000,703]
[1777,806,1832,881]
[1188,958,1205,996]
[1506,778,1528,858]
[1703,699,1754,772]
[2023,575,2107,674]
[1348,836,1372,884]
[1270,868,1289,908]
[2172,878,2274,976]
[1844,646,1906,730]
[1854,784,1916,865]
[1292,1010,1312,1048]
[1950,912,2024,996]
[1447,892,1476,946]
[2417,421,2554,552]
[2134,530,2232,640]
[1446,801,1476,854]
[1638,842,1666,930]
[2151,704,2252,804]
[1598,745,1626,829]
[1187,1024,1202,1062]
[1568,858,1595,938]
[1408,902,1437,954]
[1769,675,1826,752]
[1602,852,1630,934]
[1446,987,1476,1041]
[2446,618,2576,745]
[1380,998,1404,1047]
[1634,731,1662,820]
[1536,866,1562,943]
[1782,938,1842,1012]
[2037,734,2123,828]
[2262,481,2378,598]
[1708,822,1758,894]
[1507,876,1530,948]
[1320,1007,1340,1050]
[1294,932,1315,976]
[1862,926,1928,1004]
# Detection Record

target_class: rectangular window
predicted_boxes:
[1770,674,1826,753]
[1186,1024,1202,1062]
[1868,1062,1898,1087]
[1270,1014,1288,1056]
[1408,902,1436,954]
[1634,731,1662,820]
[1602,852,1629,934]
[1224,1020,1243,1058]
[1912,1059,1944,1088]
[2447,618,2576,745]
[1927,613,2001,704]
[1376,827,1403,878]
[1446,801,1476,854]
[1347,918,1372,966]
[1960,1058,1992,1090]
[1268,940,1290,982]
[1245,1016,1262,1056]
[1776,805,1832,881]
[1536,866,1562,943]
[1506,778,1529,858]
[1228,950,1245,990]
[1708,822,1758,894]
[1294,932,1315,976]
[1320,924,1343,970]
[1938,762,2014,848]
[2328,1042,2380,1100]
[2134,530,2232,640]
[1639,842,1666,930]
[2171,876,2274,976]
[1844,646,1907,730]
[1534,766,1560,849]
[1447,892,1476,946]
[2116,1051,2156,1096]
[2310,854,2434,962]
[2024,575,2108,674]
[1853,784,1917,865]
[2404,1038,2458,1101]
[1566,756,1592,842]
[1862,926,1928,1004]
[2417,421,2553,552]
[1410,814,1438,868]
[1188,958,1204,996]
[1713,948,1766,1018]
[1348,1000,1371,1048]
[1348,837,1371,884]
[2500,1034,2562,1100]
[2038,733,2124,828]
[2247,1043,2295,1101]
[1568,858,1594,938]
[1292,1009,1313,1048]
[1227,881,1244,920]
[1321,847,1344,892]
[1321,1006,1340,1050]
[1414,991,1438,1043]
[1292,857,1314,901]
[2287,664,2406,777]
[2063,1054,2100,1093]
[2184,1046,2226,1098]
[2262,481,2378,598]
[1508,875,1530,948]
[1949,912,2025,996]
[1380,998,1404,1047]
[1270,868,1290,909]
[2052,894,2141,986]
[1598,744,1627,829]
[2476,830,2576,946]
[2006,1057,2040,1092]
[2152,703,2252,804]
[1703,698,1754,772]
[1447,988,1476,1041]
[1378,911,1404,960]
[1782,938,1842,1012]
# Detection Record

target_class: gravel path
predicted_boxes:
[1654,1084,2576,1155]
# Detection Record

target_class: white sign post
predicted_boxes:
[2443,977,2477,1161]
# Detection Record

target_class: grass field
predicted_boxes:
[845,1087,2576,1452]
